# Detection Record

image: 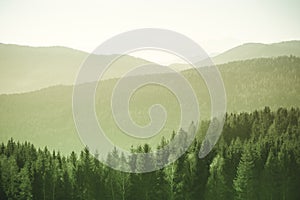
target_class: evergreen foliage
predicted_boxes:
[0,107,299,199]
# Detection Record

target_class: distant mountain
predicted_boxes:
[1,41,300,94]
[170,40,300,69]
[0,43,151,94]
[212,40,300,64]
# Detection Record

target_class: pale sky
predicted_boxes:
[0,0,299,64]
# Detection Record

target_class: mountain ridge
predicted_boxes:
[212,40,300,64]
[1,40,300,94]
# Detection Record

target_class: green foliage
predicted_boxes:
[0,107,299,199]
[205,155,227,200]
[233,146,258,200]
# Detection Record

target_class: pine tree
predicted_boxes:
[233,147,258,200]
[18,165,32,200]
[153,137,171,200]
[105,147,122,200]
[205,155,227,200]
[0,156,19,199]
[189,140,210,200]
[118,153,130,200]
[172,153,188,200]
[0,156,8,199]
[263,148,281,200]
[223,137,243,199]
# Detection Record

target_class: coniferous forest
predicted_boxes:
[1,0,300,199]
[0,107,299,200]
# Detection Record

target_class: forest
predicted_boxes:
[0,107,299,200]
[1,56,300,154]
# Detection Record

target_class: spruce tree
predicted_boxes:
[205,155,227,200]
[233,147,257,200]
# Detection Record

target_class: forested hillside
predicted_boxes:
[0,56,299,153]
[0,107,299,200]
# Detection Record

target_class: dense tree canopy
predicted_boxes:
[0,107,299,199]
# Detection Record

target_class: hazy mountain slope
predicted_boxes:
[0,44,86,94]
[0,43,151,94]
[0,56,299,154]
[212,40,300,64]
[1,41,300,94]
[170,40,300,69]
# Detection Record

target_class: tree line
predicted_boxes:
[0,107,299,200]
